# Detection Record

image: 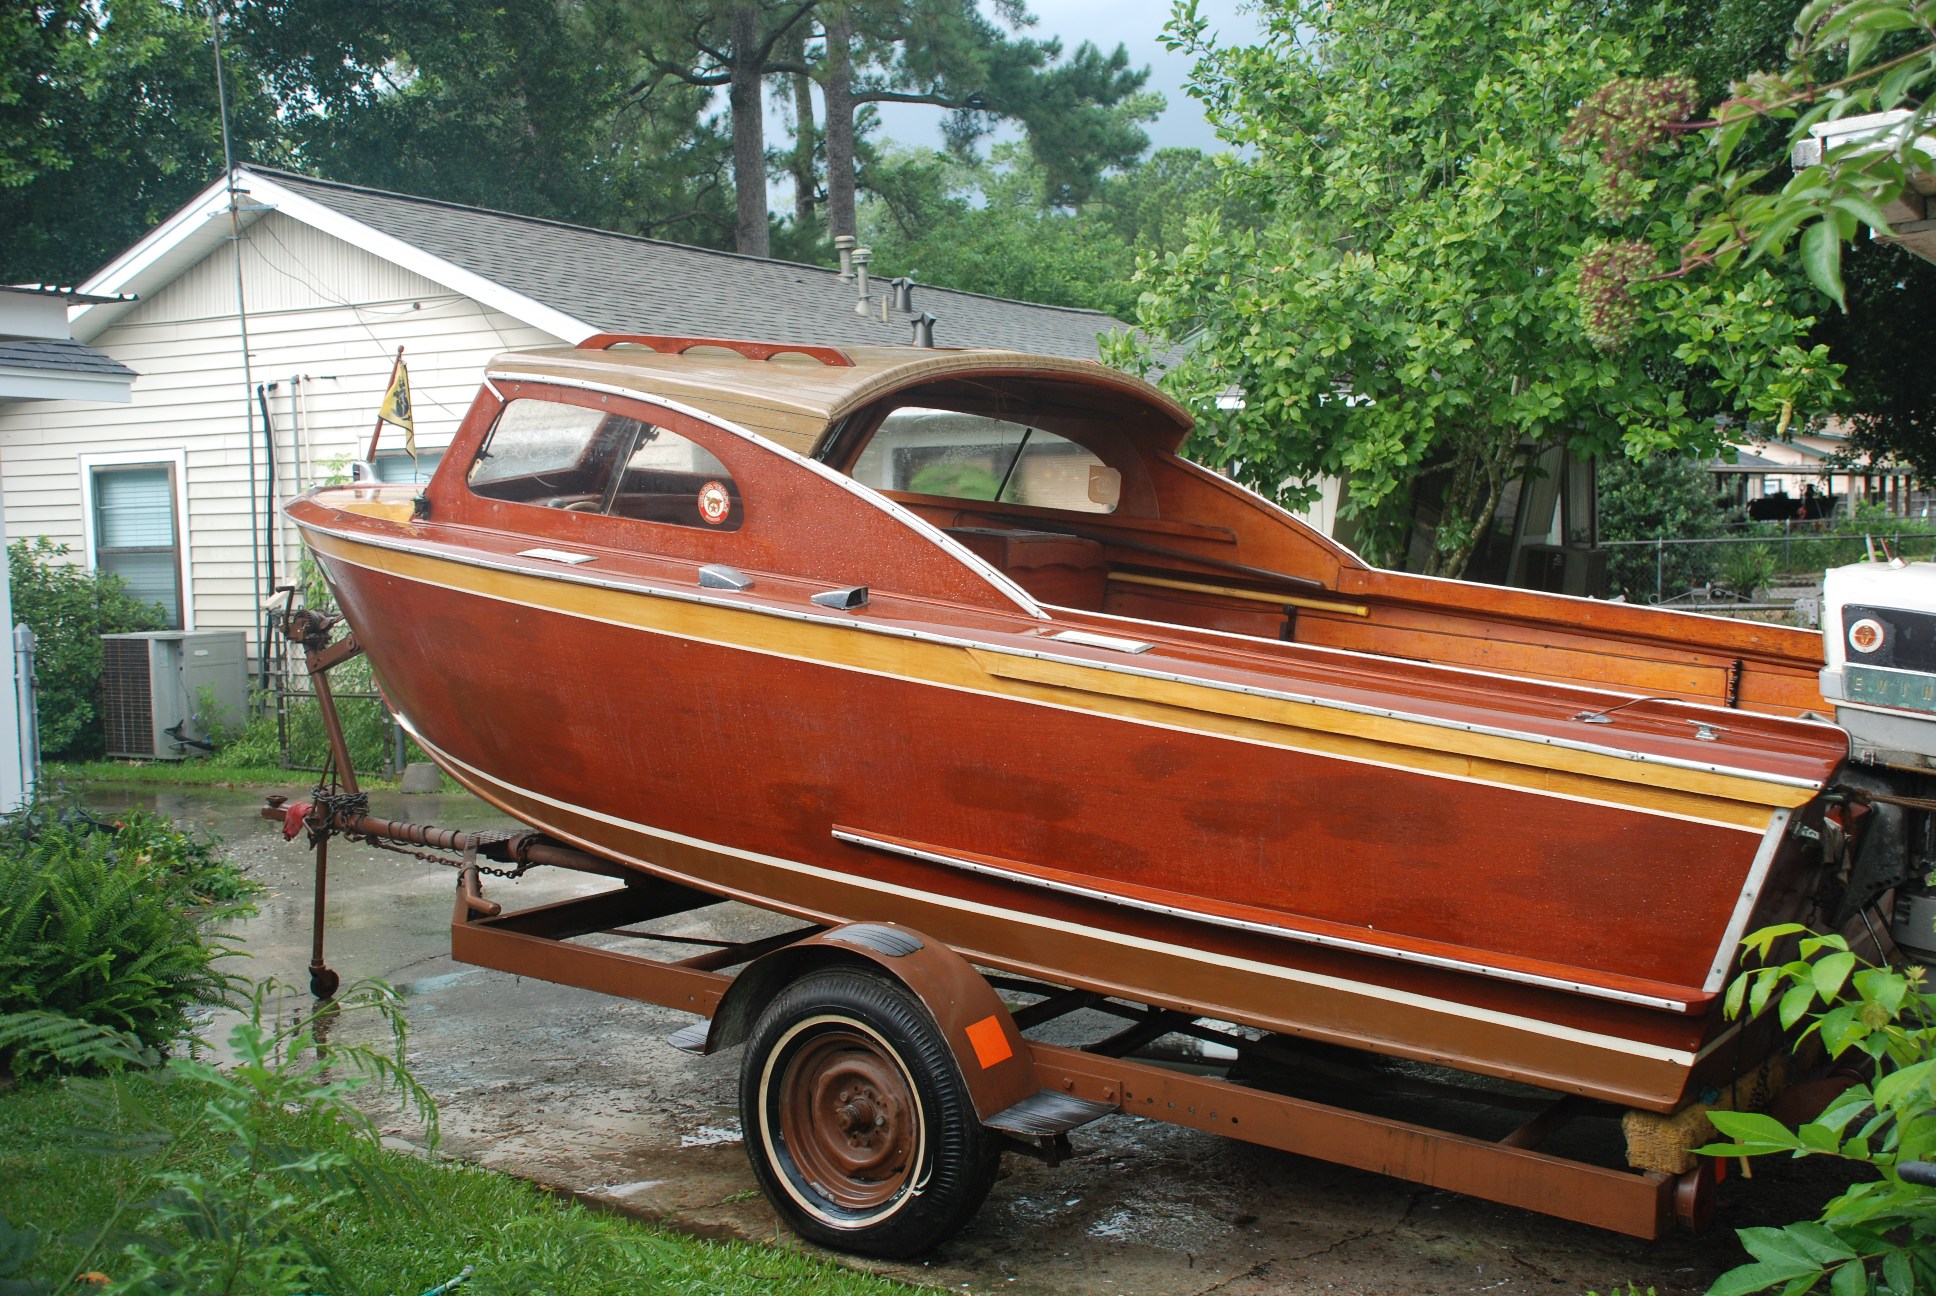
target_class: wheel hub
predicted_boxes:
[780,1029,919,1209]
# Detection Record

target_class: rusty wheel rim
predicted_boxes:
[777,1026,921,1213]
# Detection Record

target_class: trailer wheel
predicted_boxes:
[740,966,998,1258]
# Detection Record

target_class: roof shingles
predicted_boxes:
[252,168,1122,360]
[0,338,136,378]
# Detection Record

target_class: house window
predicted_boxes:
[374,451,442,485]
[91,463,182,628]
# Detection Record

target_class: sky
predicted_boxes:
[868,0,1266,155]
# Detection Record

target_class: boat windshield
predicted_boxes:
[849,407,1120,514]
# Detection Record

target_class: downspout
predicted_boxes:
[257,383,277,687]
[286,376,302,578]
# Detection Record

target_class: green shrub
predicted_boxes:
[7,539,164,760]
[1700,926,1936,1294]
[1721,544,1778,600]
[0,804,252,1067]
[106,980,436,1296]
[1598,454,1726,601]
[204,660,405,776]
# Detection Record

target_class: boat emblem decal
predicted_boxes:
[697,480,732,525]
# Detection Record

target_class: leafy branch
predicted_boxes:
[1700,924,1936,1296]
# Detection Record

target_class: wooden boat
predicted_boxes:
[288,334,1851,1126]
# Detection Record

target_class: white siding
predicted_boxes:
[0,211,561,661]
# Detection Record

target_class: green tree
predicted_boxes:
[860,144,1250,316]
[258,0,735,246]
[625,0,822,256]
[0,0,283,285]
[1643,0,1936,480]
[1597,453,1728,600]
[0,1,738,285]
[8,539,164,761]
[779,0,1155,250]
[1815,244,1936,481]
[1110,0,1841,576]
[1676,0,1936,310]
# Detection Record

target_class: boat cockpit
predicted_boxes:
[817,372,1351,645]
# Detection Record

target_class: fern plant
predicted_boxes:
[0,1013,156,1075]
[0,804,251,1072]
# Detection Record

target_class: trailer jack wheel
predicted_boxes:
[741,966,999,1258]
[1674,1160,1718,1231]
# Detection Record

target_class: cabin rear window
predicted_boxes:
[468,398,742,530]
[849,407,1119,514]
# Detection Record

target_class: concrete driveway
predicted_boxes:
[94,782,1855,1296]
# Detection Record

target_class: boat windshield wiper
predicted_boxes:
[992,428,1033,504]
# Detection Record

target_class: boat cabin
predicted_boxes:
[390,335,1826,716]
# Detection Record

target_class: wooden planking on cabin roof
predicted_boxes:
[488,343,1192,457]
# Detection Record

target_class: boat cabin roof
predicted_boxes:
[486,335,1195,459]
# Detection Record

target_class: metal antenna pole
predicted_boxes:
[210,4,264,644]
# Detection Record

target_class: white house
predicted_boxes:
[0,283,137,800]
[0,166,1124,676]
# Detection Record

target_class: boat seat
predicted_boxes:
[944,527,1107,609]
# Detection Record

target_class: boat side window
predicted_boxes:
[468,399,644,509]
[849,407,1121,514]
[469,397,744,530]
[607,424,744,531]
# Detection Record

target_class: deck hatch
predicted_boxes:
[1047,629,1153,654]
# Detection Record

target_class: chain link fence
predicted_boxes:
[1601,527,1936,606]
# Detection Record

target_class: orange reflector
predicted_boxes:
[965,1014,1013,1069]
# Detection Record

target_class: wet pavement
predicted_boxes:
[91,782,1858,1296]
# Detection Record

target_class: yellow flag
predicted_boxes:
[377,360,416,458]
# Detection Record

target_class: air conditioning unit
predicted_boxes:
[100,631,248,759]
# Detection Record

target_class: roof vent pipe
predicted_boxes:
[890,277,915,314]
[910,311,938,348]
[852,247,871,300]
[835,234,856,280]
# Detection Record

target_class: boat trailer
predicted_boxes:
[271,609,1732,1253]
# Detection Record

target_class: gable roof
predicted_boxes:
[70,167,1126,361]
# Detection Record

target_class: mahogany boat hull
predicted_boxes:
[297,516,1841,1114]
[285,337,1857,1122]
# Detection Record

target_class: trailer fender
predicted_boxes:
[703,922,1040,1124]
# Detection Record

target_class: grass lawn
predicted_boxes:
[46,759,357,790]
[0,1077,916,1296]
[43,760,421,793]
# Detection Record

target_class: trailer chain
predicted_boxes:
[354,832,535,879]
[309,786,370,826]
